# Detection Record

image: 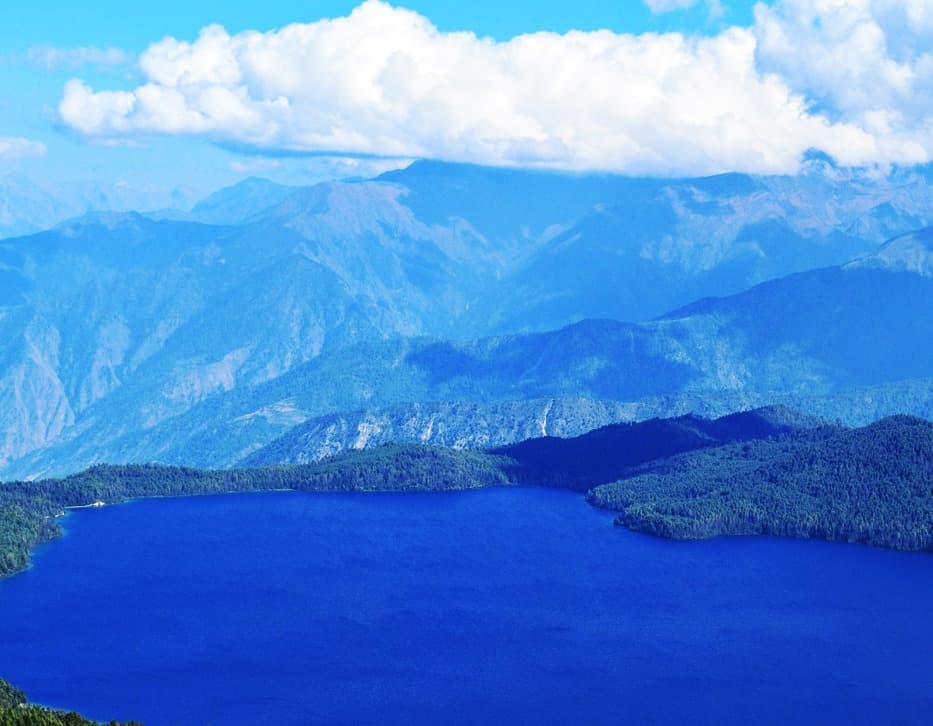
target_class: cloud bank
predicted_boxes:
[57,0,933,175]
[0,136,47,161]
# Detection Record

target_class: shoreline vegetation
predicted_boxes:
[0,676,141,725]
[0,447,512,579]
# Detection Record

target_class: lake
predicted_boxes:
[0,488,931,725]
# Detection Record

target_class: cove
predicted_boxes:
[0,488,931,725]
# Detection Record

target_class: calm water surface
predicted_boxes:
[0,488,931,725]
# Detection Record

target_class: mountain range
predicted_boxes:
[0,161,931,479]
[0,172,203,239]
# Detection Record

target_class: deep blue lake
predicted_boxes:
[0,488,931,725]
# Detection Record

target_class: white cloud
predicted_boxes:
[707,0,727,20]
[644,0,700,13]
[754,0,933,163]
[28,46,129,70]
[0,136,47,161]
[57,0,932,176]
[644,0,727,20]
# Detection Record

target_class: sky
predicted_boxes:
[1,0,931,192]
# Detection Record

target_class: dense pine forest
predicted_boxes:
[0,680,25,711]
[492,406,823,491]
[587,416,933,550]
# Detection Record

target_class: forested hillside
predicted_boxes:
[588,416,933,550]
[492,406,824,491]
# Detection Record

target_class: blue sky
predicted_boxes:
[4,1,758,50]
[1,1,930,192]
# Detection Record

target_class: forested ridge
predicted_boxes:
[587,416,933,550]
[491,405,823,491]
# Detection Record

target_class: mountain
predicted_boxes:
[847,226,933,278]
[190,177,298,224]
[0,212,373,469]
[491,405,827,491]
[376,160,659,253]
[0,177,500,470]
[790,376,933,425]
[0,174,78,240]
[0,173,202,239]
[232,379,932,468]
[375,160,933,332]
[474,162,933,330]
[209,376,928,469]
[5,227,931,480]
[659,228,933,389]
[241,398,664,466]
[0,163,931,479]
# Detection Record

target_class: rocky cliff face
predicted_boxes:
[240,399,648,466]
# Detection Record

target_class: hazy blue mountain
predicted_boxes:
[376,160,933,334]
[223,378,932,469]
[659,227,933,389]
[248,179,497,337]
[484,163,933,330]
[376,160,665,253]
[0,174,78,239]
[5,228,930,480]
[190,177,298,224]
[241,398,662,466]
[1,162,931,478]
[0,176,502,470]
[791,377,933,426]
[0,173,202,239]
[0,212,379,469]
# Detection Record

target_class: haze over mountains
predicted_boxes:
[0,173,203,239]
[0,160,931,479]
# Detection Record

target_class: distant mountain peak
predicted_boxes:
[717,405,830,432]
[848,227,933,278]
[191,177,297,225]
[54,210,147,233]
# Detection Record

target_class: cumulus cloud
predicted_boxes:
[28,46,129,70]
[754,0,933,139]
[0,136,47,161]
[57,0,932,175]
